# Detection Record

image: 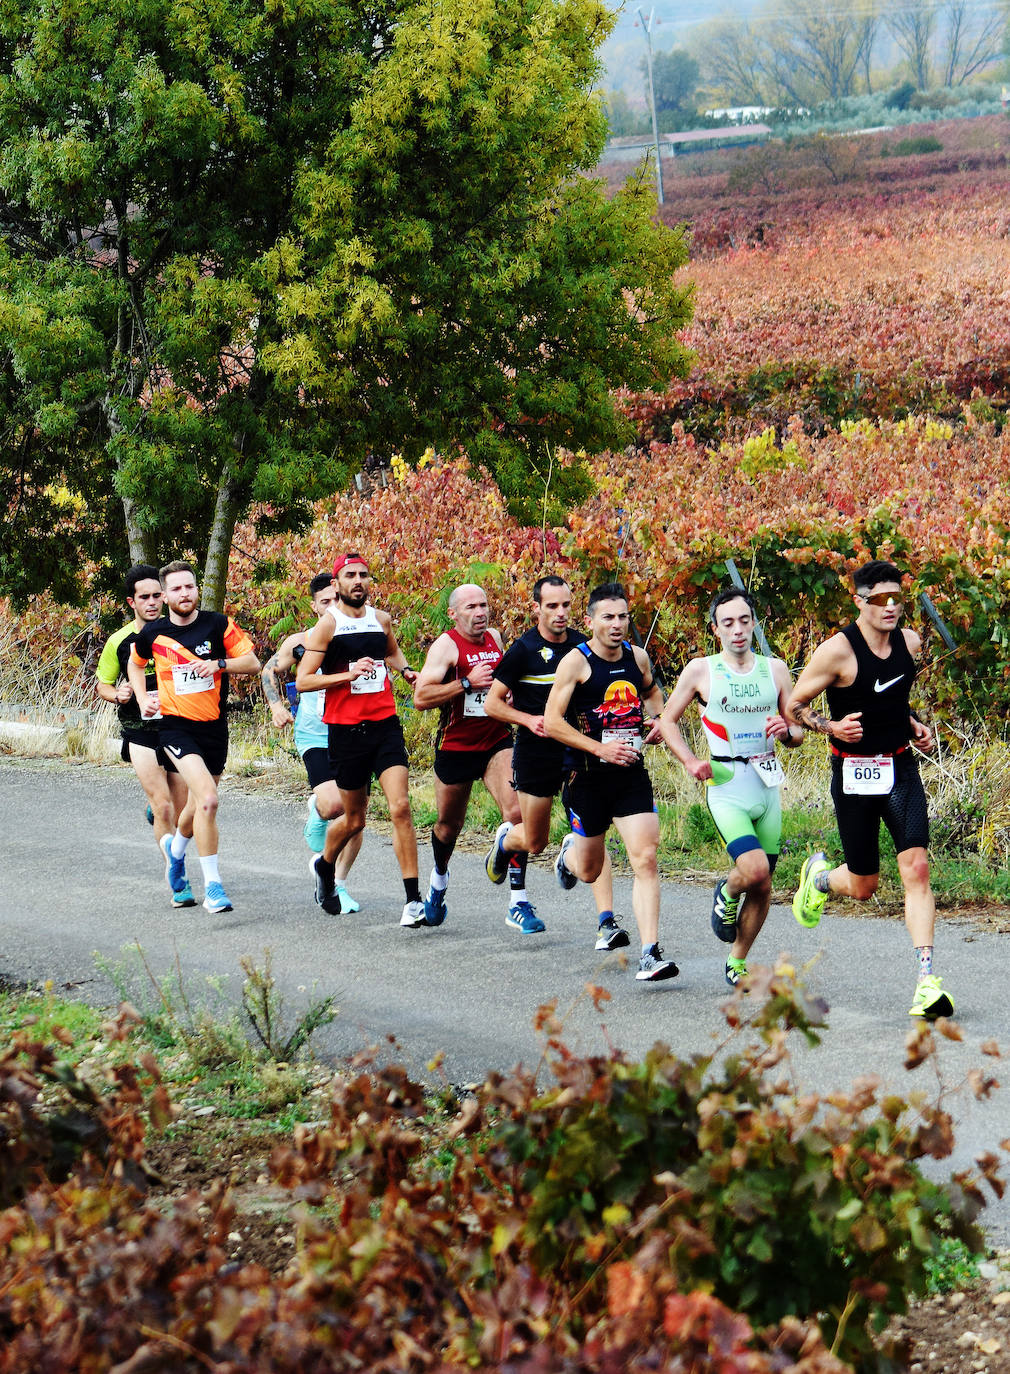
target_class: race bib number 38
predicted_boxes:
[842,755,895,795]
[350,663,387,695]
[172,663,215,695]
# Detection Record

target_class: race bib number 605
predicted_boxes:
[842,755,894,795]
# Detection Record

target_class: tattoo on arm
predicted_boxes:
[796,704,832,735]
[262,655,283,705]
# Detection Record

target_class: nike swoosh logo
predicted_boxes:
[874,675,904,693]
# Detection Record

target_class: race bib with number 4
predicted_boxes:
[842,755,895,795]
[350,663,387,695]
[463,689,488,718]
[172,663,215,695]
[751,751,784,788]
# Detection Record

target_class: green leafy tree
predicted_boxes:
[646,47,700,114]
[0,0,692,609]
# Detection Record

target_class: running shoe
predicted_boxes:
[424,870,448,926]
[400,900,427,929]
[203,881,233,914]
[710,878,739,944]
[312,855,344,915]
[145,804,155,826]
[908,975,955,1020]
[636,946,679,982]
[725,956,748,988]
[171,878,197,910]
[335,884,360,914]
[506,901,546,934]
[160,834,188,897]
[484,821,513,884]
[792,851,830,928]
[554,832,577,891]
[595,917,630,951]
[303,798,329,853]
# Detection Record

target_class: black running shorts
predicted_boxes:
[120,728,176,773]
[434,735,512,787]
[830,752,929,875]
[562,765,656,839]
[159,720,229,777]
[512,735,566,798]
[301,746,336,791]
[328,715,408,792]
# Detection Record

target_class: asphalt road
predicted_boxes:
[3,756,1008,1243]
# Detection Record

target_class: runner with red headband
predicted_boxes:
[296,553,424,927]
[787,559,953,1020]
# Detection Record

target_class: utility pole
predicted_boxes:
[637,6,665,205]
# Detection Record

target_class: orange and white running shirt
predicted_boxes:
[131,611,254,723]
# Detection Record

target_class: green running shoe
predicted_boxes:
[792,851,830,928]
[725,956,748,988]
[909,975,955,1020]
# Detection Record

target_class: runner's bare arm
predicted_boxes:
[95,678,128,705]
[219,650,260,677]
[261,633,301,727]
[786,637,862,741]
[543,649,593,752]
[770,658,803,747]
[657,658,712,779]
[412,634,462,710]
[484,679,542,733]
[126,654,156,717]
[295,615,350,693]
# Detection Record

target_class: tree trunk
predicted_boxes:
[122,491,159,565]
[202,458,243,612]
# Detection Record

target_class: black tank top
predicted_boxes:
[565,641,647,773]
[825,623,915,756]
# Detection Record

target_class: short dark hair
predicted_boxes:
[125,564,161,599]
[160,559,195,583]
[533,575,569,603]
[587,581,627,613]
[309,572,334,597]
[854,560,903,595]
[709,586,756,623]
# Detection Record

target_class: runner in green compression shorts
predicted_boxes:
[660,589,803,987]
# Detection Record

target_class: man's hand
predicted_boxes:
[115,682,134,704]
[684,756,713,781]
[765,713,791,741]
[596,739,640,766]
[192,659,217,679]
[270,702,294,728]
[139,692,161,719]
[465,661,495,691]
[911,718,934,753]
[350,657,378,681]
[832,711,863,744]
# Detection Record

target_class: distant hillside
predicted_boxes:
[601,0,762,98]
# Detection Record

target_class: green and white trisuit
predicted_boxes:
[700,653,784,863]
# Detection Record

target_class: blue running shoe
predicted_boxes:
[203,881,233,914]
[160,834,189,897]
[335,884,360,914]
[505,901,546,934]
[172,879,197,909]
[303,797,329,853]
[424,886,448,926]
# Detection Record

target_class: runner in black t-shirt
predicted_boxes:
[94,564,191,902]
[544,582,679,983]
[787,559,952,1021]
[484,576,626,949]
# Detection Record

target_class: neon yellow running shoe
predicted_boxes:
[792,851,830,928]
[909,975,955,1020]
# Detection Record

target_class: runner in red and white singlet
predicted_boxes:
[413,584,527,930]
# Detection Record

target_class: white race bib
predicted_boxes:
[842,754,894,795]
[350,663,387,695]
[463,688,488,718]
[602,728,642,751]
[751,751,784,788]
[172,663,215,695]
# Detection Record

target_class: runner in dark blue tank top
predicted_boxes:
[786,560,953,1021]
[545,582,679,983]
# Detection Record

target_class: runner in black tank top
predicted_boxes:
[786,560,953,1021]
[544,582,679,983]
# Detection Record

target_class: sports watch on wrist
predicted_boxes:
[460,676,472,693]
[217,658,228,671]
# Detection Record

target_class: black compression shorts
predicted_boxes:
[301,746,336,791]
[511,736,566,798]
[434,735,512,787]
[830,752,929,875]
[159,721,228,777]
[120,729,176,774]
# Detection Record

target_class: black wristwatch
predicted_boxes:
[460,676,472,693]
[217,657,228,671]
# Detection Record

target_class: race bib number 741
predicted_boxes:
[172,663,215,695]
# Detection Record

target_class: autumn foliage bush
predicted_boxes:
[1,971,1003,1373]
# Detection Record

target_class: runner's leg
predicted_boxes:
[314,780,363,882]
[378,764,420,884]
[170,752,219,856]
[611,810,661,949]
[128,743,175,844]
